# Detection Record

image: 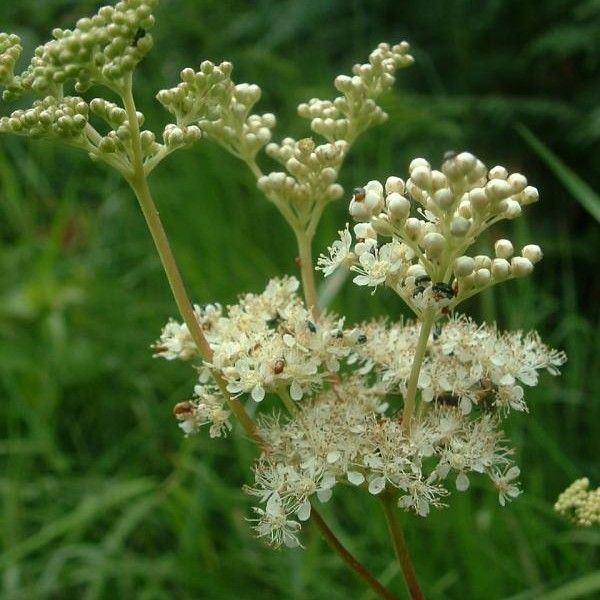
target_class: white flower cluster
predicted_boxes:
[157,61,276,161]
[298,42,414,143]
[351,315,566,415]
[1,0,157,100]
[247,374,522,548]
[258,137,345,220]
[0,95,89,140]
[555,478,600,527]
[154,277,362,404]
[318,152,542,316]
[173,384,232,439]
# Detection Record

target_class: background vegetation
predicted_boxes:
[0,0,598,598]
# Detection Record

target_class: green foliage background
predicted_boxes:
[0,1,598,598]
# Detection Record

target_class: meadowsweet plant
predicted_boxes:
[0,2,568,598]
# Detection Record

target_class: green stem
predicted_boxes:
[311,509,399,600]
[401,309,435,432]
[295,230,320,319]
[120,75,393,600]
[381,492,425,600]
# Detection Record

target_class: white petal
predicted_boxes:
[317,488,332,503]
[327,451,341,464]
[368,477,386,495]
[297,500,312,522]
[251,385,265,402]
[456,472,470,491]
[290,380,303,401]
[347,471,365,486]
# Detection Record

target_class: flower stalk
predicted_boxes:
[381,491,425,600]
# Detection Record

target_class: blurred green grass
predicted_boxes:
[0,0,598,598]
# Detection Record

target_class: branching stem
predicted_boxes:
[120,74,394,600]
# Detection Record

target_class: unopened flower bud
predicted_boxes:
[386,192,410,219]
[422,232,445,258]
[433,188,453,209]
[454,256,475,278]
[520,185,539,205]
[494,239,514,259]
[491,258,510,280]
[522,244,543,264]
[404,217,422,240]
[511,256,534,277]
[508,173,527,193]
[474,268,491,286]
[486,178,512,200]
[385,176,404,194]
[488,165,508,180]
[469,187,489,211]
[474,255,492,270]
[450,216,470,237]
[410,165,432,190]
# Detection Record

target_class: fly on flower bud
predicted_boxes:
[352,187,366,202]
[273,358,286,374]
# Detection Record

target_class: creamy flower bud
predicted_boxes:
[404,217,422,240]
[508,173,527,193]
[454,256,475,277]
[488,165,508,180]
[385,176,405,194]
[494,239,514,259]
[520,186,539,205]
[491,258,511,280]
[422,232,445,258]
[455,151,476,174]
[410,165,432,190]
[469,187,489,211]
[474,268,491,286]
[474,255,492,270]
[511,256,534,277]
[433,188,454,209]
[522,244,543,264]
[409,157,429,172]
[386,192,410,219]
[450,216,470,237]
[486,178,512,200]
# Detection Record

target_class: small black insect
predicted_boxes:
[431,282,455,300]
[357,333,367,344]
[413,274,432,296]
[131,27,146,46]
[306,320,317,333]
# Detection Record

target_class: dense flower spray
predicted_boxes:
[1,2,573,598]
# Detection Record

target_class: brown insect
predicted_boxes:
[353,187,366,202]
[273,358,286,374]
[173,401,194,417]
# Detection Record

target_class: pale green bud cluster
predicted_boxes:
[0,33,22,87]
[344,151,541,311]
[555,478,600,527]
[258,137,345,220]
[2,0,157,100]
[157,62,276,160]
[298,42,413,143]
[0,95,89,140]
